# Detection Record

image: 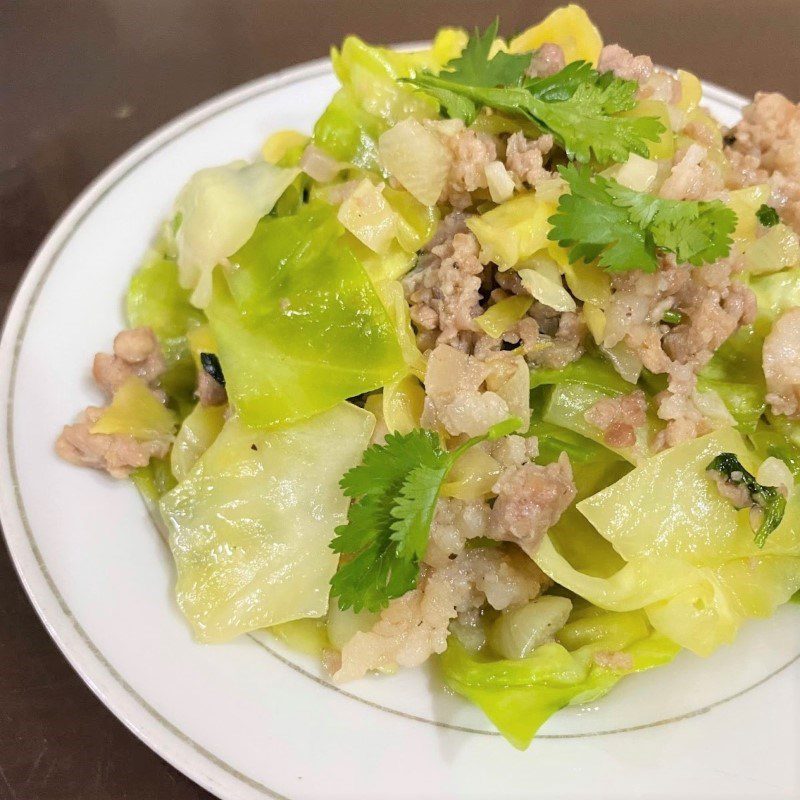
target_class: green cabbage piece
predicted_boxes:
[697,329,765,434]
[170,402,226,482]
[126,254,205,412]
[441,602,678,749]
[536,427,800,656]
[313,33,462,171]
[131,458,176,503]
[750,268,800,335]
[173,160,300,307]
[160,403,375,642]
[205,202,405,429]
[530,354,654,462]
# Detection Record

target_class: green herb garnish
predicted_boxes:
[548,164,737,272]
[661,309,684,325]
[404,21,664,164]
[756,203,780,228]
[330,417,520,612]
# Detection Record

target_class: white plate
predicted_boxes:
[2,56,800,800]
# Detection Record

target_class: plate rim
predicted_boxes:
[0,53,767,800]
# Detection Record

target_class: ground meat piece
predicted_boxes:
[92,327,166,398]
[526,42,566,77]
[604,256,755,377]
[707,468,753,509]
[528,310,586,369]
[404,223,484,348]
[490,434,539,469]
[763,308,800,418]
[196,369,227,406]
[505,132,554,188]
[424,497,490,568]
[585,390,647,448]
[333,548,546,682]
[433,122,498,209]
[725,92,800,231]
[490,453,576,557]
[659,143,724,201]
[653,363,714,450]
[598,44,653,83]
[421,343,520,437]
[662,261,756,367]
[55,407,171,478]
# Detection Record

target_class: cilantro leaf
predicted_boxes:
[756,203,780,227]
[330,418,520,612]
[706,452,787,547]
[548,164,737,272]
[437,18,531,88]
[404,23,664,164]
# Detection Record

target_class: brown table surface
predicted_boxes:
[1,1,799,797]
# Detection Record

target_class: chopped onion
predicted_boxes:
[756,457,794,499]
[612,153,659,192]
[485,160,516,203]
[489,356,531,430]
[378,118,451,206]
[383,374,425,434]
[299,144,344,183]
[602,342,642,384]
[693,389,736,428]
[518,264,577,313]
[327,604,380,651]
[534,176,568,202]
[337,179,398,253]
[488,596,573,660]
[676,69,702,113]
[743,223,800,274]
[727,184,772,242]
[425,118,463,137]
[441,446,503,501]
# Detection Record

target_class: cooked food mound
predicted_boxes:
[56,5,800,748]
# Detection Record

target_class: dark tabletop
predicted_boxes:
[1,1,798,798]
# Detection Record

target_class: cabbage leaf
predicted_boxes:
[441,602,678,749]
[127,254,205,411]
[313,32,465,171]
[205,203,405,429]
[536,427,800,656]
[173,160,300,307]
[160,403,375,642]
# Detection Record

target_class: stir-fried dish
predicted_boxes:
[56,6,800,748]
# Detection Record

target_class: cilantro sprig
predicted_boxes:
[330,417,520,612]
[548,164,737,272]
[404,21,664,164]
[706,452,787,547]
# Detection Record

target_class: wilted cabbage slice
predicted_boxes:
[160,403,374,642]
[174,160,299,307]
